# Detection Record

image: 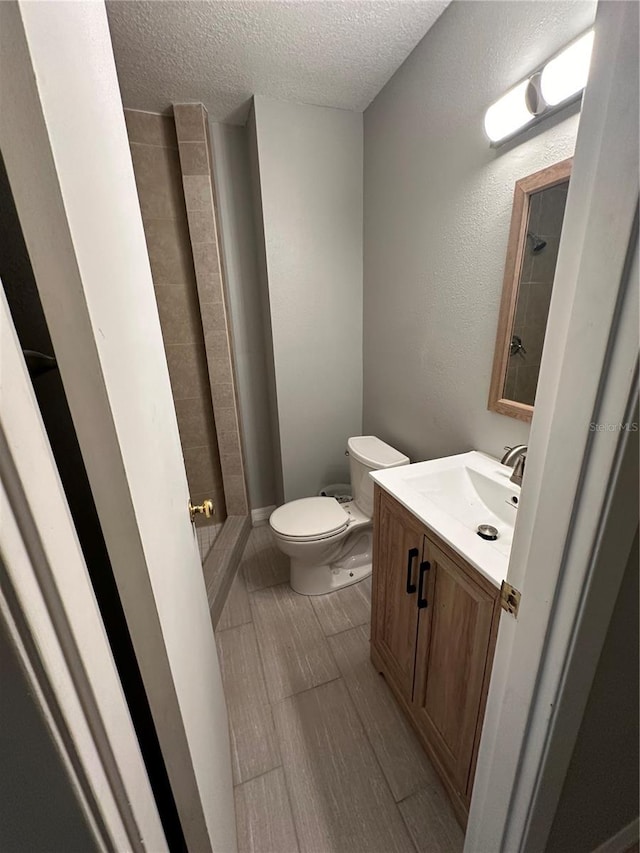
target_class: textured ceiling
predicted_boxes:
[106,1,450,124]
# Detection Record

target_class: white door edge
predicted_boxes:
[0,290,167,851]
[466,2,639,850]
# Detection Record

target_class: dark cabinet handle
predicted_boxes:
[406,548,419,594]
[418,560,430,609]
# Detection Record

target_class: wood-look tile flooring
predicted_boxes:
[215,525,463,853]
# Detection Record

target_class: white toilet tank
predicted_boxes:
[347,436,409,518]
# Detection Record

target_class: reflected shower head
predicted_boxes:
[527,231,547,254]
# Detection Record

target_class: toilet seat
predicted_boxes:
[270,496,349,542]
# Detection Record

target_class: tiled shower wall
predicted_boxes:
[125,109,227,526]
[174,103,249,517]
[506,181,569,406]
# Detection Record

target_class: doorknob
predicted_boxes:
[189,499,214,523]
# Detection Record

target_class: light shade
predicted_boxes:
[484,80,534,143]
[540,30,595,107]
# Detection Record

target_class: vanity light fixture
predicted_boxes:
[484,29,595,145]
[540,30,595,107]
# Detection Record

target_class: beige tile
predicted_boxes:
[250,583,338,703]
[530,235,561,285]
[164,343,209,400]
[513,363,538,406]
[211,382,235,409]
[310,580,371,637]
[187,206,216,245]
[183,174,212,212]
[524,280,553,327]
[204,328,229,358]
[154,285,202,345]
[200,300,227,334]
[192,242,224,301]
[215,406,238,436]
[540,182,569,235]
[234,768,299,853]
[143,218,194,285]
[504,361,518,399]
[173,103,206,142]
[179,141,210,176]
[183,445,223,494]
[243,526,289,591]
[328,625,441,802]
[521,322,546,367]
[218,428,241,458]
[520,246,534,284]
[213,482,229,517]
[225,475,249,515]
[208,349,234,385]
[196,523,220,559]
[174,396,212,450]
[129,143,184,220]
[513,285,528,330]
[398,785,464,853]
[273,679,414,853]
[217,571,252,632]
[215,516,250,551]
[216,624,281,785]
[125,109,177,148]
[221,451,244,479]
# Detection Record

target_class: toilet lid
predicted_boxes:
[270,497,349,540]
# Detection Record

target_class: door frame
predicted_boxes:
[0,289,167,851]
[0,3,236,851]
[466,2,639,850]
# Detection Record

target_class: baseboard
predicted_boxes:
[592,818,639,853]
[251,505,276,526]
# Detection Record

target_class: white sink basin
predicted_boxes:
[370,451,520,587]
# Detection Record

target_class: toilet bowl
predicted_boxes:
[270,436,409,595]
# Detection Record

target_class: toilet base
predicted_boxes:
[290,557,371,596]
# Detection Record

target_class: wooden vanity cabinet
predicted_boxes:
[370,489,427,702]
[370,486,501,827]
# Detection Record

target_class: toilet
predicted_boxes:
[269,436,410,595]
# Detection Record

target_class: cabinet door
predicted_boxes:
[413,540,496,799]
[371,488,425,701]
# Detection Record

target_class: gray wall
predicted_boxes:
[209,120,277,510]
[247,106,285,506]
[251,96,363,502]
[547,529,639,852]
[362,0,595,463]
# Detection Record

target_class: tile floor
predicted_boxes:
[215,525,464,853]
[196,522,222,561]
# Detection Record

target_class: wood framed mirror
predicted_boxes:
[488,158,572,421]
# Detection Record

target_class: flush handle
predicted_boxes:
[406,547,419,594]
[418,560,431,609]
[189,498,214,524]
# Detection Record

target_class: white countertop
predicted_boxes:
[370,451,519,588]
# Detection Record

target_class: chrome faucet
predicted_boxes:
[500,445,527,486]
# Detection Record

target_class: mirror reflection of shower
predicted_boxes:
[503,176,570,408]
[527,231,547,254]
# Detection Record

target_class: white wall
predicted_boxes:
[252,96,363,502]
[363,0,595,463]
[0,4,235,851]
[209,121,277,510]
